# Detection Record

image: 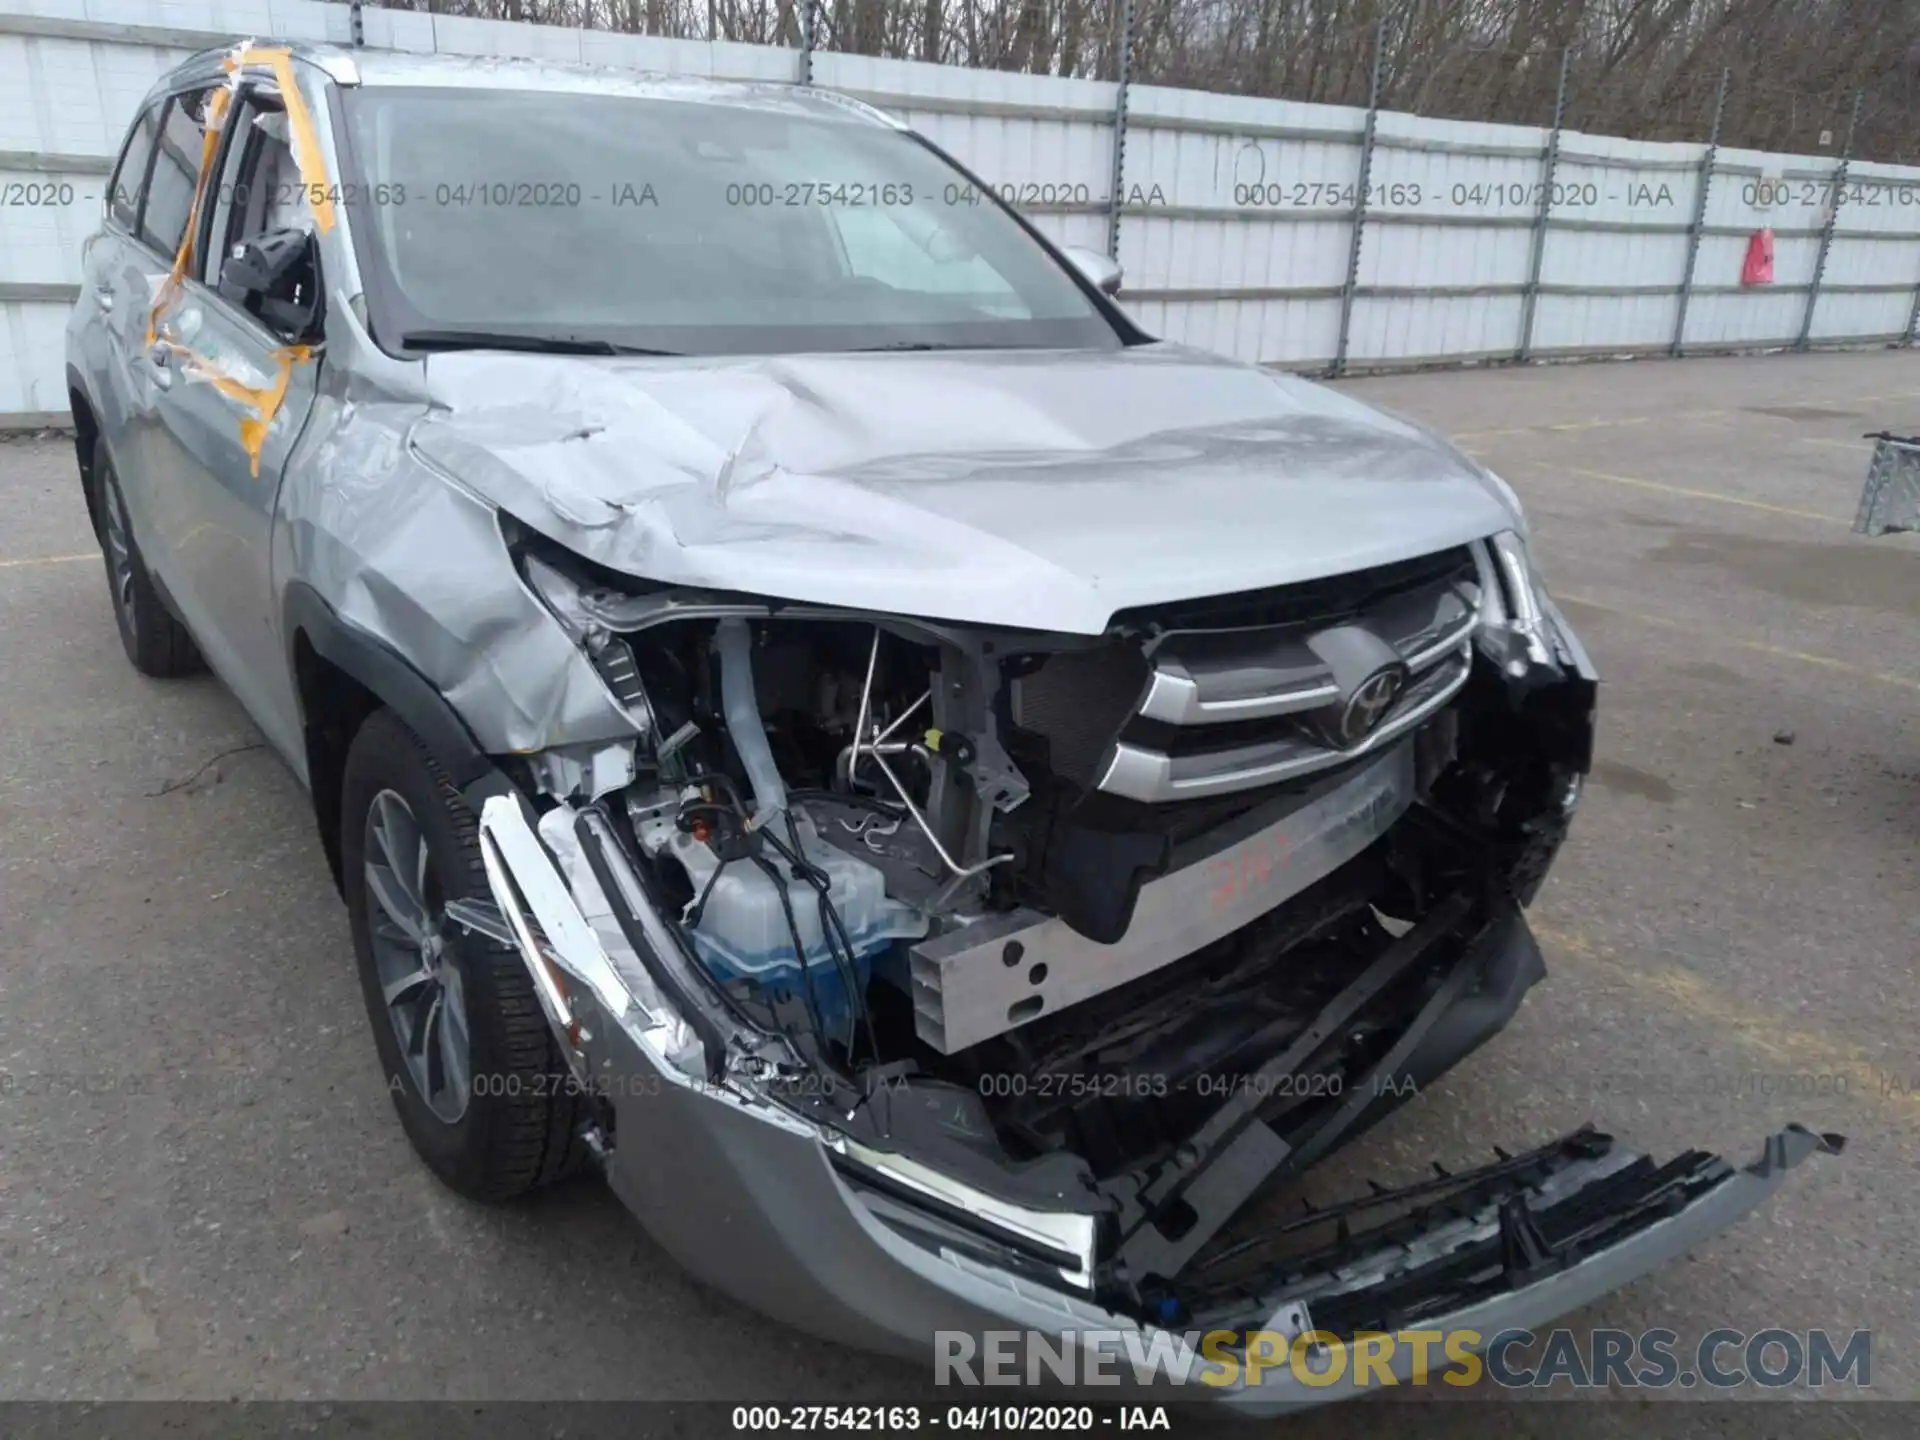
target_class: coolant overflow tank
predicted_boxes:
[663,819,927,1042]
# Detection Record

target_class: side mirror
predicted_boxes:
[1063,245,1123,296]
[218,226,321,342]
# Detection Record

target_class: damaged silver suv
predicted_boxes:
[67,41,1836,1410]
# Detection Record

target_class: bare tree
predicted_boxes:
[373,0,1920,161]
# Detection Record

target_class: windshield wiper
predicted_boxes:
[399,329,679,357]
[846,341,982,353]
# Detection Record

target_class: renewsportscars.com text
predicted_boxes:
[935,1325,1871,1390]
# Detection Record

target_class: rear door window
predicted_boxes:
[108,102,161,231]
[139,87,219,258]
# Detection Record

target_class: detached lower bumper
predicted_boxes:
[1855,432,1920,536]
[1191,1123,1842,1411]
[608,1061,1839,1412]
[466,790,1840,1411]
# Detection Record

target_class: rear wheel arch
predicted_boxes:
[285,582,495,893]
[67,373,104,540]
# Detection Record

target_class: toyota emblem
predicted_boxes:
[1336,664,1408,746]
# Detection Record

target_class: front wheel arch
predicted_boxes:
[285,582,496,892]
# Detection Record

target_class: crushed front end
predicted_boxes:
[451,526,1835,1409]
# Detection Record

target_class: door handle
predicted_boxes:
[148,343,173,390]
[94,283,114,313]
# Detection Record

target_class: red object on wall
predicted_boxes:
[1741,228,1775,285]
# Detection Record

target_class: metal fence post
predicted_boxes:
[1331,12,1388,379]
[1517,48,1571,362]
[1797,88,1862,351]
[798,0,815,86]
[1671,66,1728,357]
[349,0,363,47]
[1105,0,1136,264]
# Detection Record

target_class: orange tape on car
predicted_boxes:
[146,84,232,350]
[178,344,315,477]
[146,43,335,475]
[223,46,335,235]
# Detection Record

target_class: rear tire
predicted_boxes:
[341,707,588,1200]
[94,437,202,678]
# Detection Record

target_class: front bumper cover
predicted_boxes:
[464,788,1839,1414]
[601,1027,1839,1412]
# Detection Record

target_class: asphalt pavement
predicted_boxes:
[1,349,1916,1434]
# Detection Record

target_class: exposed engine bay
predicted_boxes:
[488,522,1599,1314]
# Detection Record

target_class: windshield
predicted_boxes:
[336,86,1119,357]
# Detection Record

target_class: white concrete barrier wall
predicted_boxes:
[6,0,1920,419]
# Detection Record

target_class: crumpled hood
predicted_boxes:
[411,341,1517,634]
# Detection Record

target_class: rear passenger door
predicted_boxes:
[91,84,225,640]
[145,79,322,762]
[74,99,161,455]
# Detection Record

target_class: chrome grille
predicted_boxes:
[1095,548,1482,804]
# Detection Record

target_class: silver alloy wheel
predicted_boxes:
[364,788,471,1123]
[101,470,136,629]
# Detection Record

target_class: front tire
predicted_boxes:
[341,708,587,1200]
[94,437,201,677]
